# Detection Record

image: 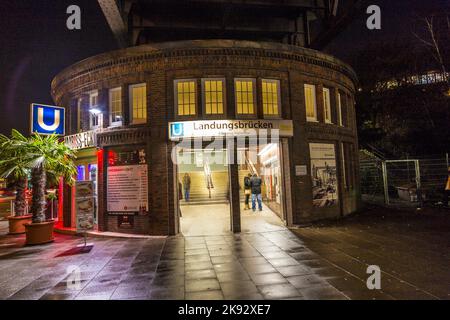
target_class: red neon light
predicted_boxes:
[58,177,63,223]
[107,150,116,166]
[97,149,104,164]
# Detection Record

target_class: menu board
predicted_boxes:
[107,164,148,214]
[75,181,95,232]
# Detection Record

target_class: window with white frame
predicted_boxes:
[175,80,197,116]
[304,84,317,121]
[235,78,256,115]
[129,83,147,124]
[76,98,81,132]
[202,78,225,115]
[262,79,281,117]
[337,92,343,126]
[89,91,102,129]
[109,87,122,126]
[323,87,332,123]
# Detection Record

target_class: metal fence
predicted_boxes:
[360,151,449,208]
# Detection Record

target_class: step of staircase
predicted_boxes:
[181,199,229,205]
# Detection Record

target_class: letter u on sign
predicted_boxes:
[31,103,65,135]
[170,123,184,137]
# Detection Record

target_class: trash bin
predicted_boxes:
[395,183,425,202]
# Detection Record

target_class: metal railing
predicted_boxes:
[360,151,449,208]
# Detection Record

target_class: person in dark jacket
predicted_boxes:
[243,173,252,210]
[250,173,263,212]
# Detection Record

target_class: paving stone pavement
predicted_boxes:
[0,207,448,300]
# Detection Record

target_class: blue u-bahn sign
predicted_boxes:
[30,103,65,135]
[170,122,184,138]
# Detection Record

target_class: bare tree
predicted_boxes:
[413,14,450,87]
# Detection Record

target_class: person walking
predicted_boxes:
[243,173,252,210]
[250,173,263,212]
[182,173,191,202]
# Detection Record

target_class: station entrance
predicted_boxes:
[174,142,286,236]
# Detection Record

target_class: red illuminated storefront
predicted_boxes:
[59,131,99,230]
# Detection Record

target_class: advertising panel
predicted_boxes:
[309,143,338,207]
[107,164,148,214]
[74,181,95,232]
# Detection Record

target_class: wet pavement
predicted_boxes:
[180,203,286,236]
[0,206,449,300]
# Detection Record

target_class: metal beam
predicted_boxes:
[135,0,324,10]
[310,0,367,50]
[98,0,129,48]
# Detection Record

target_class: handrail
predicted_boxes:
[245,152,258,176]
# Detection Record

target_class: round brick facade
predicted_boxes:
[52,40,359,235]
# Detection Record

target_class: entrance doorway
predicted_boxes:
[175,141,286,236]
[238,142,285,233]
[74,160,98,226]
[176,147,231,235]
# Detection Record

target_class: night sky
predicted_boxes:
[0,0,117,136]
[0,0,446,136]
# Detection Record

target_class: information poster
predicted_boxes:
[75,181,95,232]
[309,143,338,207]
[107,164,148,214]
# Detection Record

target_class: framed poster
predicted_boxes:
[107,164,148,214]
[309,143,338,207]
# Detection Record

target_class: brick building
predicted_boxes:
[52,1,360,235]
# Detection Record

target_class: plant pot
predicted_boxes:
[25,220,55,245]
[7,215,33,235]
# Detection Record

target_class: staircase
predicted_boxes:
[180,152,259,205]
[181,171,229,205]
[238,154,258,201]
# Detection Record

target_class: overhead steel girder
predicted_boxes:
[98,0,129,48]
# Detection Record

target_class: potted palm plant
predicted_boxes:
[0,130,32,234]
[24,133,76,245]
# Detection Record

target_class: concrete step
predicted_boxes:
[181,200,229,205]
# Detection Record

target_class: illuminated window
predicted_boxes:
[89,91,102,129]
[89,91,98,107]
[129,83,147,124]
[323,87,332,123]
[109,87,122,126]
[175,80,197,116]
[77,165,85,181]
[202,79,225,115]
[235,78,256,115]
[337,92,343,126]
[304,84,317,121]
[262,79,280,117]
